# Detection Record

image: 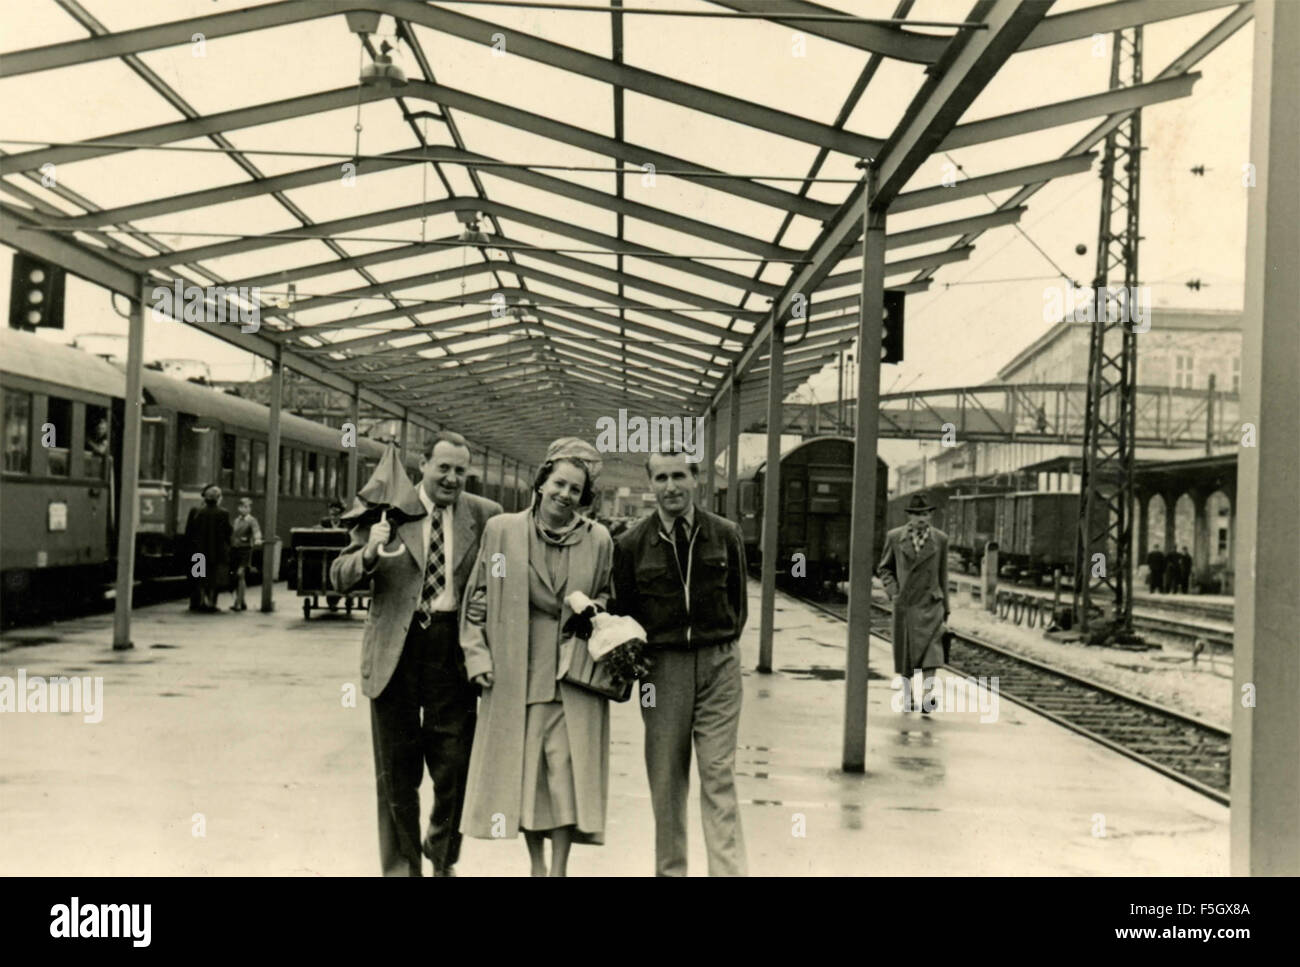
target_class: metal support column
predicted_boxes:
[399,407,409,456]
[1073,26,1144,644]
[703,405,717,511]
[260,346,284,613]
[1234,0,1300,875]
[111,277,147,650]
[844,174,886,772]
[346,386,360,500]
[757,326,785,674]
[725,381,742,523]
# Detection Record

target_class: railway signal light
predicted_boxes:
[881,288,904,364]
[8,253,66,331]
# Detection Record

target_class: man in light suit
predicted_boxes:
[331,431,501,877]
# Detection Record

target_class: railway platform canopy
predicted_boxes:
[3,1,1296,875]
[0,0,1252,481]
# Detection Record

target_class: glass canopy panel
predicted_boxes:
[412,26,614,137]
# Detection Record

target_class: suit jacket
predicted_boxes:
[331,489,502,699]
[877,524,949,675]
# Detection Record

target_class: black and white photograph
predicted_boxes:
[0,0,1295,912]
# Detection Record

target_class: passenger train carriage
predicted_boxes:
[0,329,510,618]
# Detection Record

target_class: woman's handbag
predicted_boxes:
[557,591,641,703]
[558,635,634,703]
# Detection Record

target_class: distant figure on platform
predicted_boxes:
[319,498,346,529]
[458,437,613,877]
[1146,545,1166,594]
[185,483,232,613]
[878,492,950,715]
[229,497,262,612]
[330,432,501,877]
[319,497,347,611]
[1177,546,1193,594]
[611,448,749,877]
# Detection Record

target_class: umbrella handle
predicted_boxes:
[376,509,406,558]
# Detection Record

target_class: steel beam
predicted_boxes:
[709,0,1053,413]
[111,278,146,650]
[1232,0,1300,877]
[261,346,284,613]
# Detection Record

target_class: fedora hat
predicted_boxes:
[904,492,935,513]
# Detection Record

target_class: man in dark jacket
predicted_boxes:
[1177,545,1194,593]
[612,449,748,877]
[1146,545,1166,594]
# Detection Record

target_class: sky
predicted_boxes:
[0,0,1255,478]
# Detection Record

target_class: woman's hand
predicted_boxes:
[472,671,494,688]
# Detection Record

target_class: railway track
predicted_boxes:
[797,592,1232,806]
[948,576,1234,650]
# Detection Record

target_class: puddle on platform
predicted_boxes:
[778,665,886,682]
[891,755,940,772]
[1,635,61,647]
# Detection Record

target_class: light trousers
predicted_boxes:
[640,640,747,877]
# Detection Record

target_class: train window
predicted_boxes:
[3,389,32,473]
[325,456,337,497]
[291,449,304,496]
[306,451,319,498]
[252,441,267,494]
[83,404,109,479]
[739,481,756,514]
[45,396,72,476]
[220,433,237,490]
[139,418,167,481]
[279,447,291,496]
[178,414,215,486]
[235,437,251,491]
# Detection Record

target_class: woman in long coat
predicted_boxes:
[877,492,949,712]
[459,438,613,876]
[185,483,232,612]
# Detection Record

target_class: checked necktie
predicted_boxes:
[416,510,446,629]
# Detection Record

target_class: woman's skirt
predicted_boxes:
[520,700,578,832]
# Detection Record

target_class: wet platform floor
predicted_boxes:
[0,583,1227,876]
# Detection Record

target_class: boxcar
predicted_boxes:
[734,436,887,593]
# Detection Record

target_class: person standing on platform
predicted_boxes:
[877,492,950,715]
[1146,544,1166,594]
[330,431,501,877]
[320,498,346,611]
[320,498,345,529]
[229,497,262,612]
[458,438,613,877]
[1178,545,1194,594]
[185,483,232,613]
[611,448,749,877]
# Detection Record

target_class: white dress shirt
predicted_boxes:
[418,484,457,612]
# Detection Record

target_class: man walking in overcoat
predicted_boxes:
[877,492,950,713]
[331,431,501,876]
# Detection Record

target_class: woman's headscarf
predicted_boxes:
[542,437,603,489]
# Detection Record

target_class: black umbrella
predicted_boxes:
[340,443,426,557]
